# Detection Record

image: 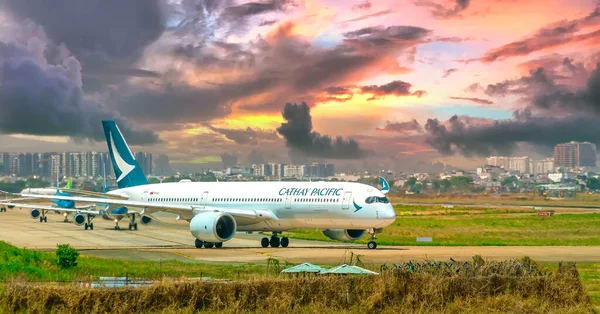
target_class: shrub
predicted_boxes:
[56,244,79,269]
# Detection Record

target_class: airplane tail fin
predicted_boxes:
[101,120,149,189]
[64,177,73,189]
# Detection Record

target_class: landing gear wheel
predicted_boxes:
[114,226,120,230]
[39,217,43,222]
[270,237,280,248]
[261,237,269,248]
[195,239,203,248]
[128,223,132,230]
[84,223,88,230]
[281,237,289,248]
[204,242,214,249]
[44,217,47,223]
[89,223,94,230]
[215,242,223,248]
[367,241,377,250]
[133,223,138,230]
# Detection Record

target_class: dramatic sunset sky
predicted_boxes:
[1,0,600,172]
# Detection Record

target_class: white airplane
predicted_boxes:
[14,120,396,249]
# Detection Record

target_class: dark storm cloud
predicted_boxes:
[173,0,293,40]
[352,0,372,11]
[276,102,366,159]
[478,8,600,63]
[220,152,238,168]
[376,119,423,135]
[343,25,431,48]
[204,124,279,145]
[415,0,470,18]
[259,19,279,26]
[442,68,457,78]
[114,75,279,124]
[247,149,265,164]
[425,61,600,156]
[425,112,600,157]
[0,0,166,90]
[325,86,354,95]
[341,10,394,23]
[449,96,494,105]
[223,0,291,19]
[360,80,426,100]
[0,42,159,145]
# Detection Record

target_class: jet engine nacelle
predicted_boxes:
[322,229,366,241]
[73,213,85,226]
[30,208,40,219]
[189,212,236,243]
[140,215,152,225]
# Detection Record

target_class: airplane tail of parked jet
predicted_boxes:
[101,120,149,189]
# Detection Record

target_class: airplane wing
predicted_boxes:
[0,202,96,213]
[57,189,129,200]
[19,193,277,222]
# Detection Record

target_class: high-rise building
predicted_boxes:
[252,164,272,177]
[325,163,335,177]
[486,156,529,173]
[269,163,283,178]
[554,141,597,168]
[529,158,554,175]
[283,164,306,178]
[485,156,510,169]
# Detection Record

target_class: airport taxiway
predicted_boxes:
[1,208,600,264]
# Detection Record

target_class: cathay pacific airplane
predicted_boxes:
[15,120,396,249]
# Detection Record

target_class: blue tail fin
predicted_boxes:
[102,120,149,189]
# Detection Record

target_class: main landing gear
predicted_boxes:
[0,207,6,212]
[194,239,223,249]
[127,214,138,231]
[39,209,48,223]
[261,232,289,248]
[84,214,94,231]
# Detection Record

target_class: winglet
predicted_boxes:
[379,177,390,194]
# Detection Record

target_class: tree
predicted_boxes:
[501,176,517,186]
[586,178,600,190]
[405,177,417,187]
[200,172,217,182]
[449,176,472,189]
[56,244,79,269]
[148,177,160,184]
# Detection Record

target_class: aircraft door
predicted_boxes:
[142,191,148,201]
[285,195,292,209]
[342,191,352,210]
[200,191,209,206]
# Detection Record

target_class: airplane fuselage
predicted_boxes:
[109,181,396,232]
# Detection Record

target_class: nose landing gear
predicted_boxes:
[367,228,383,250]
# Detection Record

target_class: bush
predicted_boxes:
[56,244,79,269]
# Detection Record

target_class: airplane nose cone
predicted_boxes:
[380,204,396,225]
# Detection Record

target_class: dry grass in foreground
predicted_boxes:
[1,260,592,314]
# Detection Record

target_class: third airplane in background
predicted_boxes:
[15,120,397,249]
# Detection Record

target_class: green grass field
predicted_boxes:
[286,205,600,246]
[391,192,600,207]
[0,241,598,311]
[0,241,268,282]
[576,264,600,312]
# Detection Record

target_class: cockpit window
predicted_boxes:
[365,196,390,204]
